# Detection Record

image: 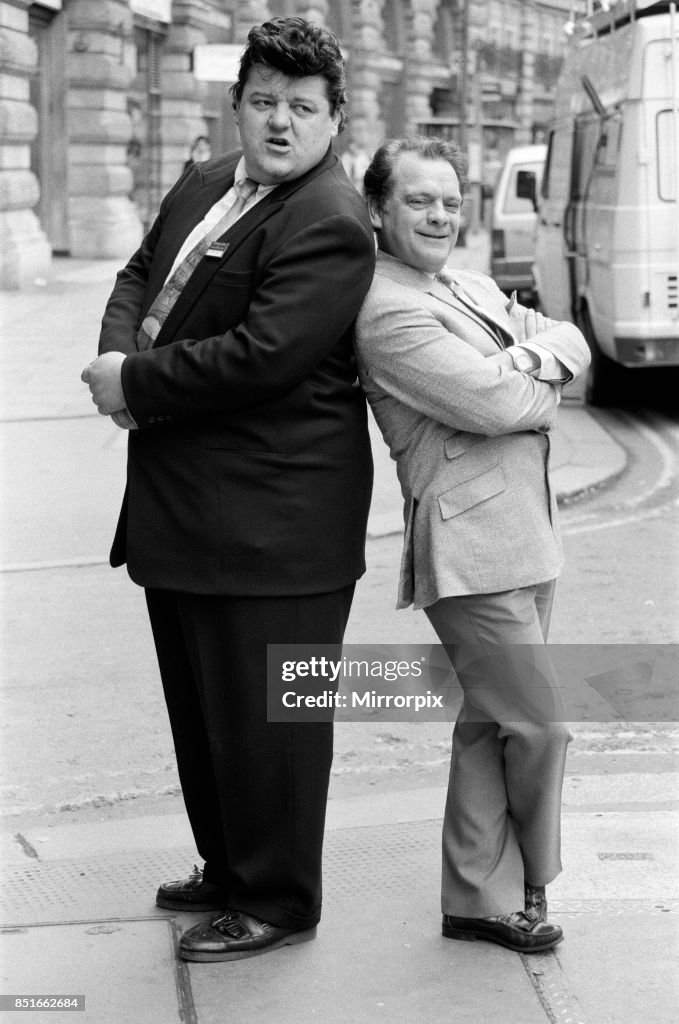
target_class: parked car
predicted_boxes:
[490,144,546,300]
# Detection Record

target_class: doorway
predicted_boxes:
[28,4,68,252]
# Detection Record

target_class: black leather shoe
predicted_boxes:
[443,911,563,953]
[156,865,229,912]
[524,883,548,923]
[179,910,317,962]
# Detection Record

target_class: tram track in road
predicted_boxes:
[560,407,679,537]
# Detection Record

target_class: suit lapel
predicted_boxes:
[429,275,513,349]
[152,146,342,348]
[154,194,283,347]
[374,252,512,350]
[147,156,242,293]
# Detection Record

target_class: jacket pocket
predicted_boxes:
[211,267,255,284]
[438,464,506,520]
[443,434,479,460]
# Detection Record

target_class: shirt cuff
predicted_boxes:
[520,342,572,383]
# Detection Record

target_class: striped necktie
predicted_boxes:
[136,177,259,351]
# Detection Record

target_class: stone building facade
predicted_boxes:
[0,0,576,288]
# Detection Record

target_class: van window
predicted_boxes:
[657,110,677,201]
[541,129,572,202]
[599,115,622,169]
[503,162,544,213]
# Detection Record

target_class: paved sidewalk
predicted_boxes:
[4,253,671,1024]
[2,780,677,1023]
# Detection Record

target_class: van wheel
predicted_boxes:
[579,308,619,406]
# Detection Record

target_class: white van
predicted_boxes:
[533,0,679,404]
[490,144,546,300]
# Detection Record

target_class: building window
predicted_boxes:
[382,0,405,55]
[129,27,165,230]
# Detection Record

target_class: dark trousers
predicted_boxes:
[145,584,355,930]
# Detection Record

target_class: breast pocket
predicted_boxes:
[210,267,255,286]
[198,267,255,329]
[438,464,506,520]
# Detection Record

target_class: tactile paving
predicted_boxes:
[0,820,441,927]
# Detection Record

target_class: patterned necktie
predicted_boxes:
[136,177,259,351]
[436,266,506,349]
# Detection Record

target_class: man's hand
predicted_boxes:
[81,352,127,415]
[524,308,557,339]
[506,299,570,388]
[507,304,556,343]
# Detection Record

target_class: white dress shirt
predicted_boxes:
[438,271,569,384]
[165,157,277,283]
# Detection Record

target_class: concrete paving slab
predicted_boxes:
[553,810,679,901]
[0,919,188,1024]
[552,909,679,1024]
[4,789,450,865]
[551,407,627,500]
[6,775,677,866]
[1,791,678,1023]
[187,907,548,1024]
[3,817,192,866]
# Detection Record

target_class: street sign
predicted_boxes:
[130,0,172,22]
[193,44,242,83]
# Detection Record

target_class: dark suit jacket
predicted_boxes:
[98,147,376,595]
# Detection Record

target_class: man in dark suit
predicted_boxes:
[81,18,375,963]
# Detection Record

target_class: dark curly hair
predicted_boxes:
[230,17,348,133]
[364,136,470,210]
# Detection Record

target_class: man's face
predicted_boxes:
[369,152,462,274]
[234,64,340,185]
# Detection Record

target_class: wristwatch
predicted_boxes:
[511,346,542,376]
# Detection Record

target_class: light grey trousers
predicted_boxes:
[424,580,571,918]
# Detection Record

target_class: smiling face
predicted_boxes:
[234,64,340,185]
[369,152,462,274]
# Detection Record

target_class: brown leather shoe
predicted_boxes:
[524,883,548,923]
[442,911,563,953]
[179,910,317,962]
[156,865,229,912]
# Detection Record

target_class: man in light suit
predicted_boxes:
[355,137,590,953]
[81,18,375,963]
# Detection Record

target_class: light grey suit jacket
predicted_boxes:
[355,251,591,609]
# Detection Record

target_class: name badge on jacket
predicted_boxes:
[205,241,229,258]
